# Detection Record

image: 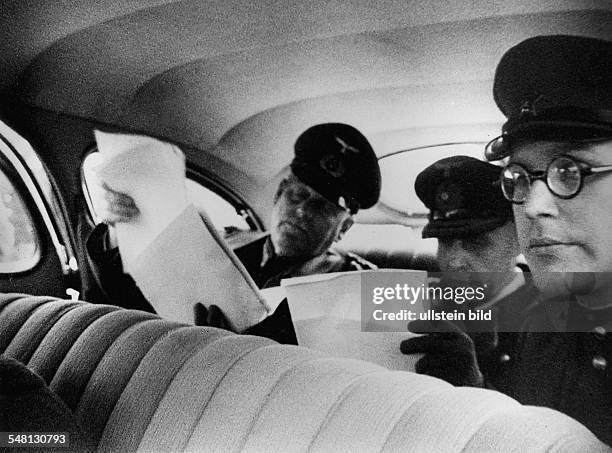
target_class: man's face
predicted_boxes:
[436,222,519,296]
[437,222,518,273]
[269,177,352,257]
[510,140,612,291]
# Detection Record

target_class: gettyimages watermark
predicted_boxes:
[359,271,612,333]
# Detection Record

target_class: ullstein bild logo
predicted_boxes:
[371,308,492,322]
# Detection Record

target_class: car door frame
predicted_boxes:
[0,119,79,297]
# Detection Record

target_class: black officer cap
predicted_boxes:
[290,123,381,213]
[486,35,612,160]
[415,156,512,239]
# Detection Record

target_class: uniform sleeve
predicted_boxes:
[242,299,298,345]
[85,223,155,313]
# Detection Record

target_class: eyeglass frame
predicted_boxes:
[501,154,612,204]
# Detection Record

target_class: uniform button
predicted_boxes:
[499,353,511,363]
[592,326,606,340]
[592,355,607,370]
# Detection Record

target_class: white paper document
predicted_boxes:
[281,270,426,371]
[93,130,268,331]
[94,131,188,270]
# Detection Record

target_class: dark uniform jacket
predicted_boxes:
[429,274,539,392]
[84,223,375,344]
[476,275,540,393]
[499,300,612,447]
[428,277,610,446]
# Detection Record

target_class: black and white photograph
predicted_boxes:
[0,1,611,451]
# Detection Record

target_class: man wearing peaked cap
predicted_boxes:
[85,123,380,344]
[291,123,381,214]
[415,155,513,240]
[401,156,538,390]
[486,34,612,161]
[224,123,381,341]
[234,123,380,289]
[486,35,612,446]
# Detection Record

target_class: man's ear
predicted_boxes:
[335,215,354,241]
[273,178,290,204]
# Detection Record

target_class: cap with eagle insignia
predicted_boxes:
[486,35,612,161]
[290,123,381,213]
[415,156,512,239]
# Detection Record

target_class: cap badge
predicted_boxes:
[334,136,359,155]
[435,182,463,214]
[319,136,359,178]
[519,94,545,118]
[320,154,345,178]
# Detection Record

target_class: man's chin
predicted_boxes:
[273,237,308,258]
[277,221,308,236]
[524,253,572,297]
[531,267,600,299]
[531,273,570,299]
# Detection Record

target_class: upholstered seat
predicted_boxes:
[0,293,607,452]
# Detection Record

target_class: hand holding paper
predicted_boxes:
[94,131,188,268]
[98,183,140,225]
[91,130,268,331]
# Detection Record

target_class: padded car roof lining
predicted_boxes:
[2,1,611,218]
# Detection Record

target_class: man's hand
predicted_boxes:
[400,319,486,387]
[193,303,232,330]
[97,182,140,225]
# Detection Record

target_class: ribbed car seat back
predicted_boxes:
[1,293,608,453]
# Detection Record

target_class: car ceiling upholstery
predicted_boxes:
[2,0,612,213]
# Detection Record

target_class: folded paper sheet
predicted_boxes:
[94,131,188,271]
[281,270,426,371]
[93,130,268,331]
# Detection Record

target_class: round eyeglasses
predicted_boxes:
[501,155,612,204]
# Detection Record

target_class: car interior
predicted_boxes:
[1,1,611,452]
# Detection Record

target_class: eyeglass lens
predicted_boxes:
[502,157,583,203]
[547,157,581,198]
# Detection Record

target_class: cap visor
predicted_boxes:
[422,216,509,239]
[510,119,612,142]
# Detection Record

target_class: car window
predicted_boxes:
[0,168,41,273]
[82,151,251,233]
[348,143,493,269]
[184,179,250,232]
[377,143,491,218]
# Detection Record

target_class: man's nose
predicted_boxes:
[293,200,308,219]
[523,179,558,219]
